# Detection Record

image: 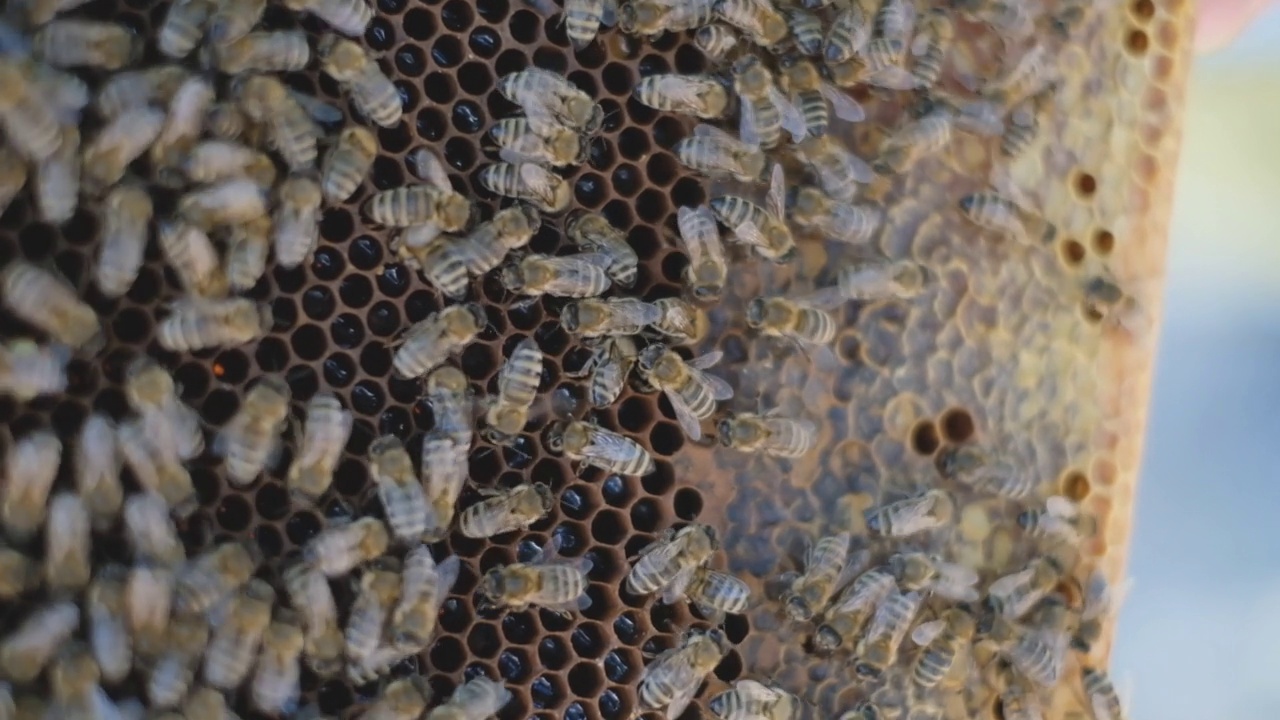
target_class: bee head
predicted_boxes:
[636,343,666,373]
[744,297,767,328]
[544,421,568,453]
[533,482,554,512]
[811,624,843,653]
[1015,509,1034,530]
[854,658,883,680]
[560,301,581,332]
[784,595,814,622]
[715,418,736,447]
[707,691,730,718]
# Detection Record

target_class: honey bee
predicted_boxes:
[0,340,69,402]
[1,261,101,350]
[958,191,1057,244]
[1073,570,1130,654]
[158,221,229,299]
[681,567,750,622]
[480,535,592,614]
[746,295,836,347]
[94,182,153,298]
[425,677,513,720]
[0,543,37,599]
[674,122,765,183]
[638,628,730,720]
[47,642,114,720]
[997,678,1045,720]
[909,607,977,688]
[694,24,739,62]
[567,336,637,409]
[125,356,204,462]
[635,344,733,440]
[565,211,639,287]
[71,414,122,531]
[822,2,871,62]
[482,337,544,445]
[708,679,800,720]
[123,492,185,567]
[368,434,433,543]
[936,445,1034,499]
[1082,667,1126,720]
[783,9,824,56]
[455,482,550,538]
[731,54,806,148]
[365,676,434,720]
[1,430,61,544]
[203,578,276,690]
[282,0,372,36]
[717,411,818,458]
[673,205,728,302]
[86,565,132,685]
[81,106,167,192]
[281,560,343,677]
[786,186,878,244]
[562,297,662,338]
[117,420,198,517]
[321,125,377,203]
[854,588,924,679]
[490,116,586,169]
[388,547,460,650]
[365,149,471,230]
[33,19,136,70]
[304,517,389,577]
[95,65,188,120]
[795,135,873,203]
[251,611,304,715]
[649,296,707,344]
[0,60,62,163]
[273,174,322,269]
[287,392,353,507]
[873,103,958,175]
[318,34,402,127]
[124,561,174,658]
[1017,495,1098,546]
[984,43,1053,106]
[633,73,729,119]
[0,146,26,219]
[344,557,401,669]
[907,8,953,89]
[391,303,487,380]
[159,293,272,348]
[34,124,79,224]
[618,0,715,38]
[212,29,309,74]
[0,601,79,683]
[781,532,855,621]
[780,57,865,138]
[547,419,655,477]
[400,205,540,295]
[714,0,787,47]
[215,375,290,487]
[1001,85,1054,158]
[498,67,603,134]
[173,539,263,615]
[986,557,1064,621]
[183,686,237,720]
[865,489,954,538]
[888,551,979,602]
[812,565,895,652]
[158,0,213,58]
[809,257,929,306]
[529,0,617,51]
[179,177,270,231]
[152,76,216,183]
[987,595,1071,688]
[864,0,915,70]
[711,163,794,263]
[480,162,573,215]
[626,522,718,600]
[501,252,612,298]
[43,493,90,594]
[183,140,276,187]
[146,612,207,708]
[235,75,319,171]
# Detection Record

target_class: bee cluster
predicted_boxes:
[0,0,1154,714]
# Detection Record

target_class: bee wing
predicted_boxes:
[665,388,706,441]
[863,65,919,90]
[1044,495,1079,519]
[818,82,865,122]
[408,148,453,191]
[288,90,343,124]
[766,163,785,218]
[498,146,546,166]
[664,677,701,720]
[910,28,930,56]
[732,217,769,249]
[986,567,1031,599]
[834,145,875,184]
[794,286,848,311]
[933,559,979,588]
[909,618,945,646]
[570,252,616,270]
[738,100,762,148]
[434,555,462,598]
[768,88,809,142]
[677,205,725,266]
[693,122,743,146]
[659,565,698,605]
[583,429,645,464]
[688,366,734,402]
[601,0,618,27]
[527,0,561,16]
[734,679,778,701]
[956,100,1005,136]
[687,350,723,371]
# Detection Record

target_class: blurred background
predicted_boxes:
[1108,7,1280,719]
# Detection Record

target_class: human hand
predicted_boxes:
[1196,0,1279,53]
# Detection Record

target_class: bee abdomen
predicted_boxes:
[799,89,829,136]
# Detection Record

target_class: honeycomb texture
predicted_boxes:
[0,0,1190,716]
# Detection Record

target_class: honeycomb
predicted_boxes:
[0,0,1189,716]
